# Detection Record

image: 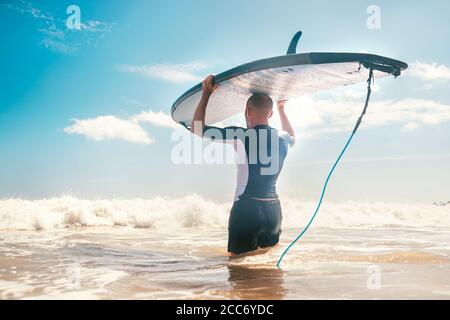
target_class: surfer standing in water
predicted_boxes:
[191,75,295,258]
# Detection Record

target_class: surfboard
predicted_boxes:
[171,32,408,128]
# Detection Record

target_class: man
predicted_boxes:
[191,75,295,257]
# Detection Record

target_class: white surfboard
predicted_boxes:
[171,32,407,128]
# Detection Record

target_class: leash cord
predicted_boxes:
[277,69,374,268]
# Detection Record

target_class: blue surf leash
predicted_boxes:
[277,68,374,268]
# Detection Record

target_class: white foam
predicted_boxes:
[282,200,450,229]
[0,280,34,299]
[0,195,228,231]
[0,195,449,231]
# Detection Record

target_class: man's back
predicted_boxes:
[203,124,294,201]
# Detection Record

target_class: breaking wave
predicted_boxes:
[0,195,449,231]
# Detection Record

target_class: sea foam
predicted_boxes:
[0,195,449,231]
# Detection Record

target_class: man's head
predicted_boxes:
[245,93,273,127]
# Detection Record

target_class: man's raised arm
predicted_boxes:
[190,75,218,137]
[277,100,296,139]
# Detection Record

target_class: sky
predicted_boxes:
[0,0,449,203]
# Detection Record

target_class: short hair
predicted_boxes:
[246,93,273,110]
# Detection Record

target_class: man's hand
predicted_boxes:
[277,100,287,110]
[202,75,218,98]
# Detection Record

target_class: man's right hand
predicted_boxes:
[277,100,287,110]
[202,75,218,98]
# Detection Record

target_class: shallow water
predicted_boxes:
[1,226,450,299]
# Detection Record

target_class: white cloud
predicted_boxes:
[2,1,53,20]
[131,110,179,129]
[64,109,177,144]
[403,122,418,131]
[407,61,450,81]
[38,24,65,40]
[41,37,76,54]
[339,83,380,100]
[276,96,450,138]
[118,61,207,83]
[80,20,114,33]
[64,115,154,144]
[4,1,114,54]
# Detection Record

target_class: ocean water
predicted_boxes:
[1,195,450,299]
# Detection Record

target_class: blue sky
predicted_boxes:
[1,0,449,202]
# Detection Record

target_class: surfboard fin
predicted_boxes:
[286,31,302,55]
